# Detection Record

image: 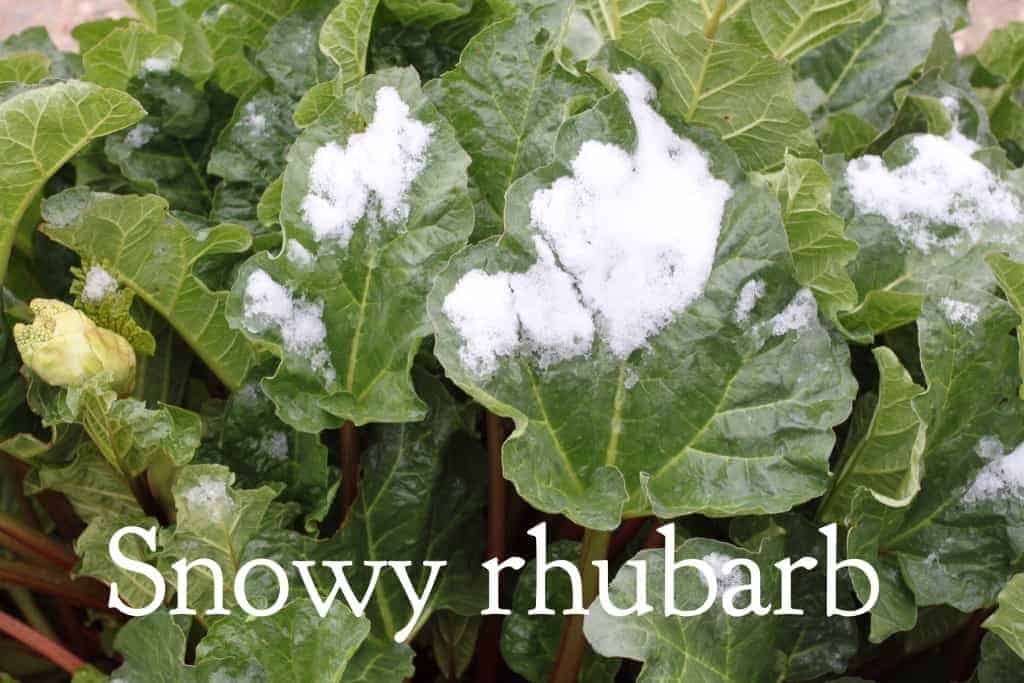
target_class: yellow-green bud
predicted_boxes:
[13,299,136,395]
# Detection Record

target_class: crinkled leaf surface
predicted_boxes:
[81,22,182,90]
[629,20,817,171]
[430,611,480,681]
[771,154,859,319]
[984,573,1024,662]
[0,80,143,280]
[426,0,605,237]
[974,633,1024,683]
[429,89,856,530]
[846,295,1024,642]
[227,68,473,431]
[819,346,925,522]
[500,540,619,683]
[41,191,257,390]
[310,371,486,650]
[583,537,783,683]
[127,0,214,84]
[319,0,380,87]
[795,0,968,128]
[750,0,881,61]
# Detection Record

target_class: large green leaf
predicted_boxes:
[630,20,817,171]
[226,68,473,431]
[320,0,380,87]
[75,512,161,610]
[751,0,881,61]
[583,537,782,682]
[128,0,215,84]
[986,252,1024,399]
[819,346,925,522]
[845,294,1024,642]
[975,23,1024,153]
[984,574,1024,662]
[382,0,472,27]
[429,86,855,530]
[81,22,182,90]
[500,540,619,683]
[41,191,257,390]
[974,633,1024,683]
[795,0,968,127]
[310,371,486,649]
[427,0,604,238]
[771,154,859,319]
[111,603,370,682]
[0,81,144,283]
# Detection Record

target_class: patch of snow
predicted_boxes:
[124,123,156,149]
[976,436,1004,461]
[735,279,765,323]
[443,70,732,375]
[963,440,1024,504]
[243,101,268,137]
[180,477,234,519]
[302,86,432,246]
[770,288,817,336]
[259,432,289,462]
[141,57,172,74]
[81,266,118,304]
[700,552,744,591]
[624,366,639,389]
[242,269,336,383]
[939,298,981,328]
[285,239,314,269]
[846,134,1021,253]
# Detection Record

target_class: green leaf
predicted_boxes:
[196,598,372,683]
[75,513,162,610]
[751,0,881,61]
[984,574,1024,662]
[0,81,144,284]
[821,111,880,157]
[0,53,51,85]
[500,540,619,683]
[227,68,473,430]
[320,0,380,87]
[29,441,142,522]
[381,0,472,27]
[583,537,783,682]
[986,252,1024,399]
[819,346,925,523]
[198,381,336,531]
[127,0,214,84]
[82,23,182,90]
[429,88,855,530]
[310,370,486,643]
[771,154,859,319]
[0,26,83,81]
[845,294,1024,641]
[632,21,817,171]
[975,633,1024,683]
[427,4,604,238]
[430,611,480,681]
[41,192,257,390]
[795,0,968,127]
[70,262,157,356]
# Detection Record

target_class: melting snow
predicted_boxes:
[125,123,156,149]
[735,279,765,323]
[302,86,432,246]
[846,134,1021,253]
[939,298,981,328]
[443,71,732,376]
[259,431,289,462]
[285,239,314,268]
[81,266,117,303]
[770,288,817,336]
[700,552,745,591]
[242,269,336,383]
[963,438,1024,504]
[243,101,268,136]
[181,477,233,519]
[141,57,172,74]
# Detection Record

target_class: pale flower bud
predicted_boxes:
[13,299,136,395]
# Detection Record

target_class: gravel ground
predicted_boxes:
[0,0,1021,54]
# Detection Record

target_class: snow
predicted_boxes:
[181,477,233,519]
[285,239,314,268]
[735,279,765,323]
[939,96,980,156]
[963,439,1024,504]
[770,288,817,336]
[624,366,639,389]
[243,101,268,137]
[259,432,289,462]
[846,134,1021,253]
[443,71,732,375]
[939,298,981,328]
[141,57,172,74]
[125,123,156,149]
[302,86,433,246]
[242,269,336,383]
[700,552,744,591]
[81,266,117,303]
